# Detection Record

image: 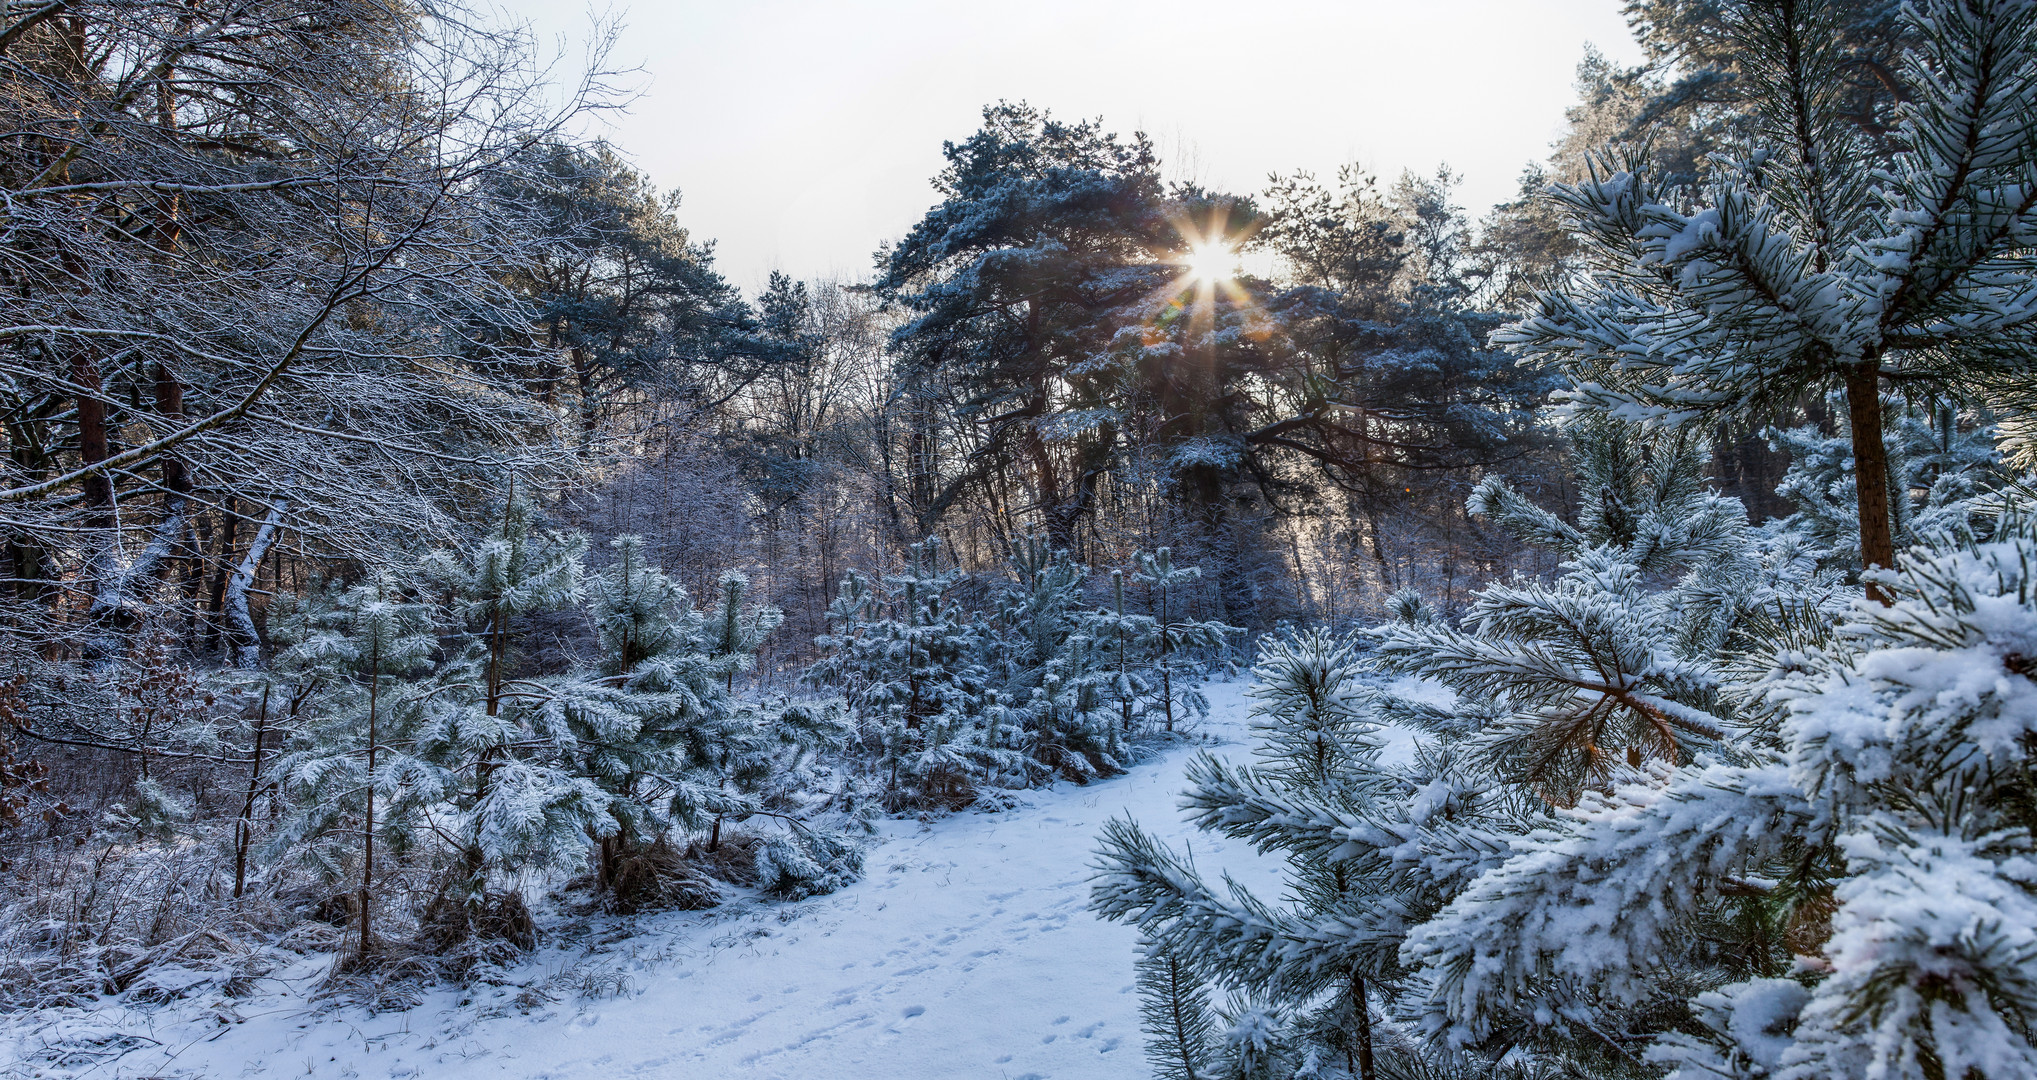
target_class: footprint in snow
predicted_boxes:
[1052,1015,1069,1025]
[870,1005,926,1045]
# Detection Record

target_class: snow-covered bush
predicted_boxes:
[755,829,866,901]
[807,539,1009,809]
[986,537,1127,783]
[808,538,1235,809]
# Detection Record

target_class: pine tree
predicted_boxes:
[987,537,1123,782]
[570,534,715,885]
[1498,0,2037,601]
[415,496,605,926]
[706,569,784,690]
[1079,568,1160,734]
[807,539,1009,809]
[568,536,838,903]
[1402,512,2037,1078]
[267,574,439,961]
[1097,423,1842,1077]
[1381,417,1797,803]
[1134,548,1237,732]
[1095,629,1413,1080]
[1467,413,1749,576]
[1771,401,2004,572]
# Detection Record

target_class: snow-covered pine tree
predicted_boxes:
[1135,548,1237,732]
[807,538,1009,809]
[266,574,439,961]
[414,496,606,933]
[706,569,784,689]
[1735,513,2037,1077]
[1096,629,1407,1079]
[1079,568,1160,734]
[569,533,715,892]
[1096,420,1842,1077]
[1467,412,1749,577]
[988,537,1123,782]
[1404,511,2037,1079]
[568,535,841,906]
[1497,0,2037,600]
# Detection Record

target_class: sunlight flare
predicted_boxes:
[1181,240,1237,285]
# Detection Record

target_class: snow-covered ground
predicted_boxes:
[3,681,1417,1080]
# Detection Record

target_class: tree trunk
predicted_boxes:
[234,683,273,899]
[83,371,195,650]
[359,639,381,960]
[1844,360,1894,605]
[72,351,112,533]
[572,346,596,444]
[1351,970,1375,1080]
[208,499,240,648]
[225,494,289,668]
[73,351,123,664]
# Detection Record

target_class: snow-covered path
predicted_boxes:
[9,681,1398,1080]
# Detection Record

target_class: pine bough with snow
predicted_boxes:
[1095,417,2037,1077]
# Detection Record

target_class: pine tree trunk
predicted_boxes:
[208,499,240,649]
[1351,969,1375,1080]
[1844,360,1894,605]
[234,683,273,899]
[72,351,112,535]
[74,350,116,663]
[359,640,381,960]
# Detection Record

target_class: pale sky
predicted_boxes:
[499,1,1646,291]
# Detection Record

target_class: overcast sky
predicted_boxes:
[497,1,1647,291]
